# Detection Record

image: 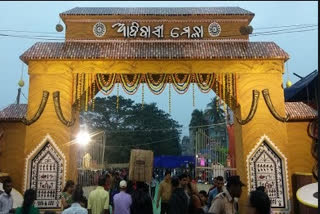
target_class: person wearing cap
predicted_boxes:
[113,180,132,214]
[208,175,245,214]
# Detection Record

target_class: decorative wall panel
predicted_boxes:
[247,135,290,213]
[30,142,63,209]
[24,134,66,210]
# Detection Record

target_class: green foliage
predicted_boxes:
[204,97,225,123]
[80,96,182,163]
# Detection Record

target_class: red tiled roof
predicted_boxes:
[0,104,27,122]
[285,102,318,121]
[60,7,255,16]
[20,41,289,64]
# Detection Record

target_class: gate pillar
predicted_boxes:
[23,61,78,209]
[234,68,292,213]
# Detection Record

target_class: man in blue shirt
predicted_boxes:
[208,176,224,206]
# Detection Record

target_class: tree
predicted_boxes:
[189,109,209,131]
[80,96,182,163]
[204,97,225,124]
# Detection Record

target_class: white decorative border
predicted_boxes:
[246,134,291,214]
[23,134,67,192]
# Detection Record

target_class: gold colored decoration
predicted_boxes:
[228,73,232,108]
[81,74,86,110]
[196,74,215,93]
[192,82,195,107]
[285,61,292,88]
[53,91,76,127]
[92,74,96,111]
[171,74,191,94]
[145,74,167,95]
[21,91,49,126]
[169,82,172,114]
[222,74,225,103]
[286,80,292,88]
[96,74,116,95]
[120,74,141,95]
[85,73,88,112]
[219,74,222,106]
[235,90,260,125]
[262,89,289,122]
[116,83,120,112]
[18,80,25,88]
[18,63,25,88]
[77,73,81,110]
[88,73,91,110]
[141,83,144,109]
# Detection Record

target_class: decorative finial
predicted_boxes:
[56,24,64,32]
[286,80,292,88]
[18,79,25,87]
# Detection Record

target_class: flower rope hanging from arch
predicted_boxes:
[171,74,191,94]
[120,74,142,95]
[195,73,215,93]
[145,74,168,95]
[96,73,116,95]
[79,72,240,113]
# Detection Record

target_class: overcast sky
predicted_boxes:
[0,1,318,137]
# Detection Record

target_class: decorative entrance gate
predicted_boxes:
[19,7,292,213]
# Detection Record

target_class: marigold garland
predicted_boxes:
[116,83,120,112]
[120,74,141,95]
[96,74,116,95]
[145,74,167,95]
[196,74,215,93]
[85,73,88,112]
[169,83,172,114]
[171,74,191,94]
[192,82,195,107]
[92,74,96,111]
[141,83,144,109]
[74,72,239,112]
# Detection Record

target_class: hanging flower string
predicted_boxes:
[92,74,96,111]
[85,73,88,112]
[141,83,144,109]
[192,82,195,108]
[120,74,141,95]
[74,73,238,112]
[169,82,172,114]
[116,82,120,112]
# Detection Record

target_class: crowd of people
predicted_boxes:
[0,171,272,214]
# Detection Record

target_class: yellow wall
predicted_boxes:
[0,122,26,192]
[23,64,79,191]
[234,71,291,213]
[286,121,315,175]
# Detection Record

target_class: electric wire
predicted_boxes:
[0,24,317,41]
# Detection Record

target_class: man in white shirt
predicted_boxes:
[0,177,13,214]
[209,176,245,214]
